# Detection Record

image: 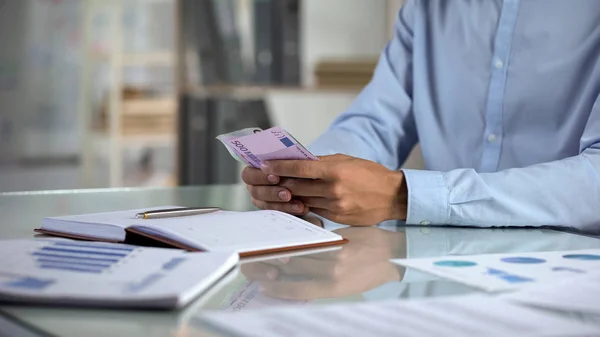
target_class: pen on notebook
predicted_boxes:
[135,207,221,219]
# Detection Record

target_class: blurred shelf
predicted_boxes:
[118,96,176,116]
[91,51,174,67]
[89,0,173,3]
[186,84,363,99]
[91,132,175,147]
[315,58,377,89]
[95,96,176,139]
[81,0,178,188]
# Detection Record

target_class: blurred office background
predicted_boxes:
[0,0,422,193]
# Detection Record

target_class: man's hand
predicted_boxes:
[242,154,408,226]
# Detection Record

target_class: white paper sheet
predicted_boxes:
[42,207,345,255]
[502,271,600,315]
[200,295,600,337]
[391,249,600,292]
[132,210,343,253]
[41,206,178,241]
[0,239,238,308]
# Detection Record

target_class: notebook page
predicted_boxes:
[130,210,343,253]
[40,206,181,241]
[43,206,181,228]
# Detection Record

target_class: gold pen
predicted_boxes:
[135,207,221,219]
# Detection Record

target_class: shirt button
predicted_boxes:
[487,134,497,142]
[420,220,431,226]
[420,228,431,234]
[494,59,504,69]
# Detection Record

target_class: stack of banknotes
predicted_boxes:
[217,126,318,168]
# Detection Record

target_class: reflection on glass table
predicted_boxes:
[2,186,600,337]
[239,225,407,301]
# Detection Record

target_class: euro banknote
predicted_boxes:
[217,126,319,168]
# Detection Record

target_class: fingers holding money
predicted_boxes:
[243,167,290,202]
[243,166,307,215]
[242,167,280,185]
[251,197,309,215]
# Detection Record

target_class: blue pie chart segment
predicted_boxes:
[501,257,546,264]
[433,260,477,267]
[562,254,600,261]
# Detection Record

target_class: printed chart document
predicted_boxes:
[200,295,599,337]
[391,249,600,292]
[36,208,347,256]
[502,271,600,315]
[0,239,238,309]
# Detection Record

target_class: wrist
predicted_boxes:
[386,170,408,221]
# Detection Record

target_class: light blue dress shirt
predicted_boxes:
[308,0,600,233]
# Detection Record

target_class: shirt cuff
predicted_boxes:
[402,169,450,225]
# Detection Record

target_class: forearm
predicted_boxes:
[308,128,383,162]
[403,148,600,233]
[308,77,418,170]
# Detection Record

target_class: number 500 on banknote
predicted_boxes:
[217,126,319,168]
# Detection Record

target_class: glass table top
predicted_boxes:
[1,185,599,337]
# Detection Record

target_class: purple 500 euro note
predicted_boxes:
[218,126,319,168]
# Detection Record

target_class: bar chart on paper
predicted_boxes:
[0,239,139,293]
[31,240,134,274]
[0,239,239,308]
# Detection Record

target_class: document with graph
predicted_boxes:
[391,249,600,292]
[35,207,347,256]
[0,239,238,309]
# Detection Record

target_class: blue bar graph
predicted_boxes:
[40,247,128,257]
[36,258,112,269]
[53,241,135,252]
[32,252,120,263]
[39,265,104,274]
[5,277,54,290]
[32,241,134,274]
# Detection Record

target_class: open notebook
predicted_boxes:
[0,239,238,309]
[35,207,348,257]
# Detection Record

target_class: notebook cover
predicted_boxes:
[33,228,124,243]
[124,227,349,257]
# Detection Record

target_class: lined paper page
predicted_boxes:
[44,207,180,228]
[41,207,181,241]
[131,210,343,253]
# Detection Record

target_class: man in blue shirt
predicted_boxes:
[242,0,600,232]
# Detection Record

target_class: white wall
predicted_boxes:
[267,91,357,145]
[301,0,389,87]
